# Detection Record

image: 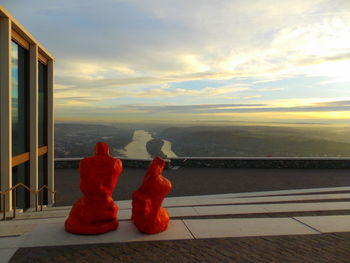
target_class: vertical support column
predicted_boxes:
[47,60,54,204]
[29,44,38,207]
[0,17,12,211]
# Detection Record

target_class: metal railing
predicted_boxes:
[0,183,56,221]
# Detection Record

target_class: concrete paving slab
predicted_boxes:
[0,248,18,263]
[0,225,35,237]
[114,186,350,208]
[118,206,199,219]
[295,215,350,233]
[163,199,202,207]
[4,207,199,230]
[167,207,200,217]
[21,209,70,215]
[6,217,67,226]
[0,236,25,249]
[229,193,350,203]
[45,205,72,210]
[24,191,350,215]
[166,186,350,200]
[164,193,350,208]
[262,202,350,213]
[15,210,69,220]
[118,209,131,220]
[21,220,193,247]
[117,200,132,209]
[123,200,350,218]
[194,204,266,216]
[215,186,350,198]
[183,218,318,239]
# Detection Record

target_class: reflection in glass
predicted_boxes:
[12,162,29,209]
[11,41,29,156]
[38,62,47,147]
[38,154,48,205]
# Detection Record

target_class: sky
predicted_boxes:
[2,0,350,124]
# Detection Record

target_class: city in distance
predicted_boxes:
[55,121,350,159]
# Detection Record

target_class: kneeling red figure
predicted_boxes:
[132,157,172,234]
[65,142,122,235]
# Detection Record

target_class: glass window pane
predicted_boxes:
[12,41,29,156]
[38,62,48,147]
[38,154,48,205]
[12,162,29,209]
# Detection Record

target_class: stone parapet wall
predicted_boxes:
[169,157,350,169]
[55,158,170,169]
[55,157,350,169]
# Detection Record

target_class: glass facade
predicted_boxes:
[38,62,47,147]
[12,162,29,209]
[0,7,54,213]
[39,62,48,204]
[11,41,29,156]
[38,154,48,205]
[11,41,30,208]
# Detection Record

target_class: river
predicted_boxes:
[119,130,177,158]
[161,139,177,158]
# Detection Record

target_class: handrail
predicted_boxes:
[0,183,56,221]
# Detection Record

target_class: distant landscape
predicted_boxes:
[55,122,350,159]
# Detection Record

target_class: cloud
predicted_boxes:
[3,0,350,122]
[315,100,350,107]
[57,99,350,115]
[256,87,285,92]
[54,98,350,123]
[55,83,250,107]
[223,95,262,100]
[121,103,267,113]
[6,0,350,85]
[131,84,249,98]
[297,52,350,66]
[119,100,350,114]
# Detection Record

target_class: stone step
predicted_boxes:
[8,187,350,221]
[29,191,350,213]
[9,215,350,249]
[0,209,24,219]
[161,186,350,200]
[8,200,350,226]
[6,186,350,223]
[162,193,350,207]
[13,192,350,221]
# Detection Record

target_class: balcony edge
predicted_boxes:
[55,157,350,169]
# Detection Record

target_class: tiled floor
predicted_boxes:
[11,233,350,263]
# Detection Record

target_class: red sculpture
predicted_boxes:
[131,157,172,234]
[65,142,122,235]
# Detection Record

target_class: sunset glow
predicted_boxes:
[3,0,350,124]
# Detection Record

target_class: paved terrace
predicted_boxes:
[1,165,350,262]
